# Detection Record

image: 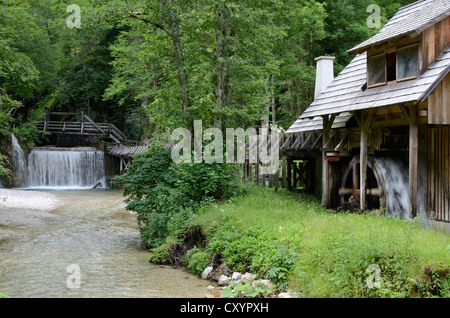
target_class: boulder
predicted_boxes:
[231,272,242,281]
[218,275,230,286]
[201,266,213,280]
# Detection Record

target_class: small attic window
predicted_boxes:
[368,53,386,87]
[367,43,419,88]
[397,44,419,80]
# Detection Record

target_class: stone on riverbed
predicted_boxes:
[218,275,230,286]
[201,266,213,280]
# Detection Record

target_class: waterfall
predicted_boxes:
[373,157,410,220]
[27,147,106,189]
[11,134,29,188]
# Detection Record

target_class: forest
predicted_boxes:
[0,0,416,151]
[3,0,450,299]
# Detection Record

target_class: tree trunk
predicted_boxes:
[214,6,230,129]
[161,0,190,115]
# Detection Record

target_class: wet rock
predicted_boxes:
[231,272,241,281]
[218,275,230,286]
[201,266,213,280]
[240,272,256,282]
[252,279,273,290]
[210,264,231,282]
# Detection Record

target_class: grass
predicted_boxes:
[186,185,450,298]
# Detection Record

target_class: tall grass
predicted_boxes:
[188,185,449,297]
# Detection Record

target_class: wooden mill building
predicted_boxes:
[282,0,450,224]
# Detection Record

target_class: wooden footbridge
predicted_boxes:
[38,111,148,173]
[38,111,128,143]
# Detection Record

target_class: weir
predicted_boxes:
[27,147,106,189]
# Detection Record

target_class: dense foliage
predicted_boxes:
[1,0,416,141]
[113,146,241,247]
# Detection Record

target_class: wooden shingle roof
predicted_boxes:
[285,113,352,134]
[108,145,148,157]
[298,48,450,120]
[348,0,450,54]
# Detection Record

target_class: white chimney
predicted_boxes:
[314,56,335,100]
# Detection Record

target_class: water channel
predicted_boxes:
[0,189,211,298]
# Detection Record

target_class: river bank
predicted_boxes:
[0,188,63,212]
[0,189,214,298]
[161,186,450,298]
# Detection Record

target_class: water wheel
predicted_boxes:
[339,156,386,211]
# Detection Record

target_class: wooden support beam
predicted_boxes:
[311,133,323,149]
[322,115,335,208]
[322,131,337,150]
[409,105,419,218]
[399,104,410,121]
[280,134,292,152]
[81,110,85,136]
[335,135,348,151]
[290,134,303,151]
[300,133,314,150]
[287,159,292,191]
[360,111,369,211]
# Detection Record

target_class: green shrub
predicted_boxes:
[208,225,297,291]
[185,246,210,276]
[114,147,241,248]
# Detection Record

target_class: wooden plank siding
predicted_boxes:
[428,73,450,124]
[425,126,450,223]
[423,16,450,71]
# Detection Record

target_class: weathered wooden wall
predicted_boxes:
[425,126,450,223]
[422,16,450,71]
[428,73,450,125]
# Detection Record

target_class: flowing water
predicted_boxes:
[11,134,28,188]
[0,190,211,298]
[373,157,411,220]
[27,148,106,189]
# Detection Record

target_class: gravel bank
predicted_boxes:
[0,189,63,212]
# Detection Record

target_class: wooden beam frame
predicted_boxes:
[409,105,419,218]
[359,109,375,211]
[322,115,336,208]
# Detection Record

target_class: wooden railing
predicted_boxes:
[37,111,127,143]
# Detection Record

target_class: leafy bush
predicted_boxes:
[114,146,241,248]
[185,246,210,276]
[208,225,297,290]
[222,281,273,298]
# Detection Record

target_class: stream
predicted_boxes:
[0,189,211,298]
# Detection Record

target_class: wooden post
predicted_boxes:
[360,120,368,211]
[287,159,292,191]
[322,115,335,208]
[409,105,419,218]
[322,116,329,207]
[359,110,374,211]
[44,109,49,132]
[81,110,85,135]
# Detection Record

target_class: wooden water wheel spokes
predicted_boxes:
[339,156,386,211]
